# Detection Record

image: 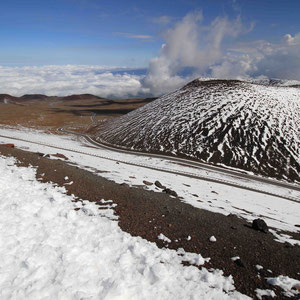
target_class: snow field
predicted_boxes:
[0,155,249,300]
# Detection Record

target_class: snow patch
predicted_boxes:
[209,236,217,242]
[267,275,300,297]
[0,155,248,299]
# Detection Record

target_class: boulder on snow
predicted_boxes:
[155,180,166,189]
[52,153,69,160]
[2,144,14,148]
[252,218,268,233]
[163,188,178,197]
[143,180,153,186]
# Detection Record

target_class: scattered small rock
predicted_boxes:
[192,194,198,197]
[295,224,300,228]
[163,188,178,197]
[2,144,15,148]
[235,258,246,268]
[211,191,218,194]
[143,180,153,186]
[154,180,165,189]
[227,214,237,218]
[284,243,292,248]
[52,153,68,160]
[252,218,269,233]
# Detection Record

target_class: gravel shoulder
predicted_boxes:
[0,144,299,299]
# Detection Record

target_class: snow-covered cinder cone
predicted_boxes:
[94,79,300,183]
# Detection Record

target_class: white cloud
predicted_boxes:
[284,33,300,46]
[0,65,150,98]
[143,12,245,95]
[229,33,300,80]
[143,12,300,95]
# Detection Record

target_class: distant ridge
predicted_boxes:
[0,93,105,102]
[0,94,18,101]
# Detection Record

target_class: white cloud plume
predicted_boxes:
[0,65,150,98]
[143,12,300,95]
[143,12,245,95]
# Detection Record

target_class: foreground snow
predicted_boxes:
[1,127,300,246]
[0,155,248,300]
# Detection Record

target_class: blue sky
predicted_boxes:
[1,0,300,97]
[1,0,300,67]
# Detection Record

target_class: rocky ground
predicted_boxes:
[0,144,299,299]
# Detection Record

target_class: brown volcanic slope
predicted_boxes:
[93,79,300,183]
[0,93,156,133]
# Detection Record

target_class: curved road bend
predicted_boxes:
[56,127,300,203]
[0,130,299,203]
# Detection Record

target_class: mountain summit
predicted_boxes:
[93,79,300,182]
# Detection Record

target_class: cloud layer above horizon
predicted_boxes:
[0,65,149,98]
[1,12,300,98]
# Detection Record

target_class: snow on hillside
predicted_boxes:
[248,77,300,87]
[0,155,249,299]
[94,79,300,183]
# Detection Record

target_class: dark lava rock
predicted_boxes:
[2,144,15,148]
[143,180,153,186]
[252,219,268,233]
[155,181,166,189]
[52,153,69,160]
[163,188,178,197]
[235,259,246,268]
